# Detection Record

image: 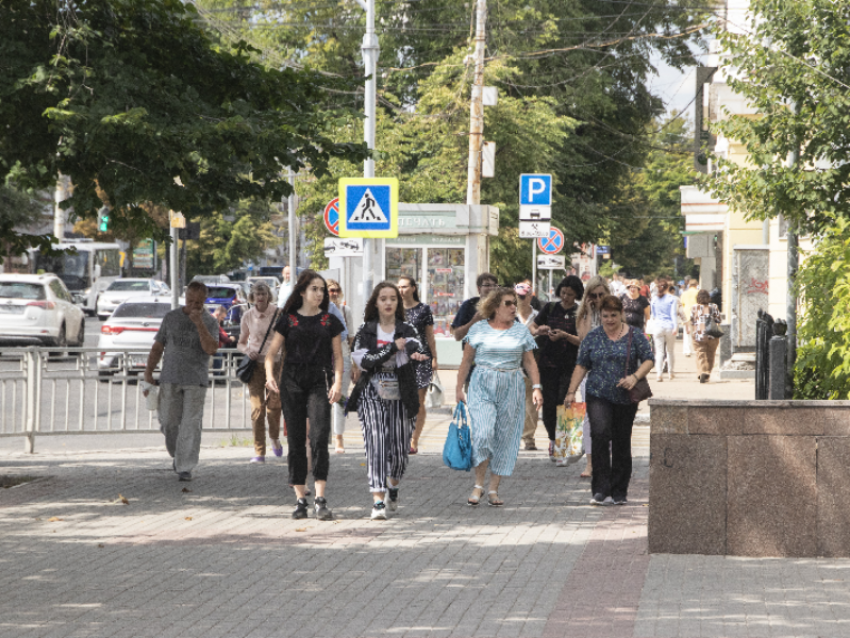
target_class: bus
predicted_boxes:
[30,240,123,314]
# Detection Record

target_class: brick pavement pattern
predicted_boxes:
[3,435,849,638]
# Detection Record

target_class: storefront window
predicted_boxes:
[427,248,464,338]
[385,248,421,283]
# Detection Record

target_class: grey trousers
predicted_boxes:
[158,383,207,473]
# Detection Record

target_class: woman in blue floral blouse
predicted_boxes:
[565,295,654,506]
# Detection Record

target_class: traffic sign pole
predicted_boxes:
[532,239,537,300]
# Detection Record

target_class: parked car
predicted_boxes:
[204,284,248,341]
[97,297,172,374]
[192,274,231,285]
[96,278,170,320]
[0,274,86,348]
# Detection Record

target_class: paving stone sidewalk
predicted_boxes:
[2,437,849,638]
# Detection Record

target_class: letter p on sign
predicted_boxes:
[519,174,552,206]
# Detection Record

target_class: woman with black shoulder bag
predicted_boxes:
[236,282,282,464]
[347,282,429,520]
[565,295,654,506]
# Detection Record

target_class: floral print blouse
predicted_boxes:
[690,303,722,342]
[577,326,653,405]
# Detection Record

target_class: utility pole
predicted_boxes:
[358,0,380,297]
[466,0,487,206]
[785,100,800,398]
[287,168,297,285]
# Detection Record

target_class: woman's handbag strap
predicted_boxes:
[257,309,278,353]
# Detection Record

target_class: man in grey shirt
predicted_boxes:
[144,281,219,481]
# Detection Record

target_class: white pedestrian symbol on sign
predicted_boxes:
[349,188,388,223]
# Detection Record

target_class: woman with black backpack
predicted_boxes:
[347,282,429,520]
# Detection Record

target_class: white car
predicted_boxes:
[0,274,86,348]
[97,296,174,374]
[96,279,170,320]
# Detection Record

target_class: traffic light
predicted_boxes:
[97,207,110,232]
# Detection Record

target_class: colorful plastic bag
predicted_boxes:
[553,402,586,467]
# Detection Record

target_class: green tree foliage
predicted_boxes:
[701,0,850,235]
[0,184,51,258]
[794,220,850,399]
[197,0,708,279]
[0,0,369,254]
[607,114,696,279]
[185,200,277,277]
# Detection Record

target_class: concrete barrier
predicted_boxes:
[649,399,850,557]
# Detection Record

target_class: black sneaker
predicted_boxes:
[178,471,192,482]
[292,498,309,520]
[590,493,613,506]
[613,496,628,505]
[314,497,333,521]
[371,501,387,520]
[386,487,399,512]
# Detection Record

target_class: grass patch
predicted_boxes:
[218,434,253,448]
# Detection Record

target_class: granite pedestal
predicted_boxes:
[649,399,850,557]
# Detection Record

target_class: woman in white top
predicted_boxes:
[515,282,540,451]
[237,282,282,463]
[327,279,355,453]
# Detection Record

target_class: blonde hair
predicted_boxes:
[576,275,610,326]
[326,278,343,299]
[476,287,517,320]
[247,281,272,304]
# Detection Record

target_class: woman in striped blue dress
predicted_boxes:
[456,287,542,506]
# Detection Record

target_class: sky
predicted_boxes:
[649,46,712,122]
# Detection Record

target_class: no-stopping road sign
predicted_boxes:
[537,227,564,255]
[323,198,340,236]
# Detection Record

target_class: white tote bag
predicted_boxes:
[425,372,444,409]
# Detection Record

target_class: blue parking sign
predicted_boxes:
[338,178,399,238]
[519,174,552,206]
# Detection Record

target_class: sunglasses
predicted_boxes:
[588,292,605,299]
[328,288,341,293]
[503,300,517,307]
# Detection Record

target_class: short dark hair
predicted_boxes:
[555,275,584,301]
[282,270,329,315]
[364,282,406,323]
[696,289,711,305]
[186,281,207,296]
[476,272,498,288]
[599,294,624,313]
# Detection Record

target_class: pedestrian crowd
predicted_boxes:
[142,266,722,519]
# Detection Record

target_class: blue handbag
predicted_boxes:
[443,401,472,472]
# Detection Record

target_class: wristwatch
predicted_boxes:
[532,384,542,390]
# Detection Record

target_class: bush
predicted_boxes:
[794,219,850,399]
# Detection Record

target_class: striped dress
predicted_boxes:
[465,321,537,476]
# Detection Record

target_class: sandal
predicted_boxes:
[467,485,484,506]
[488,491,504,507]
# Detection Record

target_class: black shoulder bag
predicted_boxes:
[236,310,278,384]
[625,327,653,404]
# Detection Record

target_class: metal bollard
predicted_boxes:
[768,336,787,400]
[24,348,39,453]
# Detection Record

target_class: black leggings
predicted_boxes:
[540,366,572,441]
[279,364,332,486]
[585,395,638,499]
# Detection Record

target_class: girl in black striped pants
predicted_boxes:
[348,282,429,520]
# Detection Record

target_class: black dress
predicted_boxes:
[404,302,434,389]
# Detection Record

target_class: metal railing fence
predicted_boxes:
[0,347,252,452]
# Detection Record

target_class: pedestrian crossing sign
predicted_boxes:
[338,178,399,238]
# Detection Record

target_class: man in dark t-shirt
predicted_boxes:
[451,272,498,386]
[451,272,498,342]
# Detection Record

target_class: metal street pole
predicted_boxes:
[532,240,537,297]
[360,0,379,297]
[466,0,486,206]
[170,223,179,309]
[288,168,297,284]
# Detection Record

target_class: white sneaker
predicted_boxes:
[371,501,388,520]
[386,486,399,512]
